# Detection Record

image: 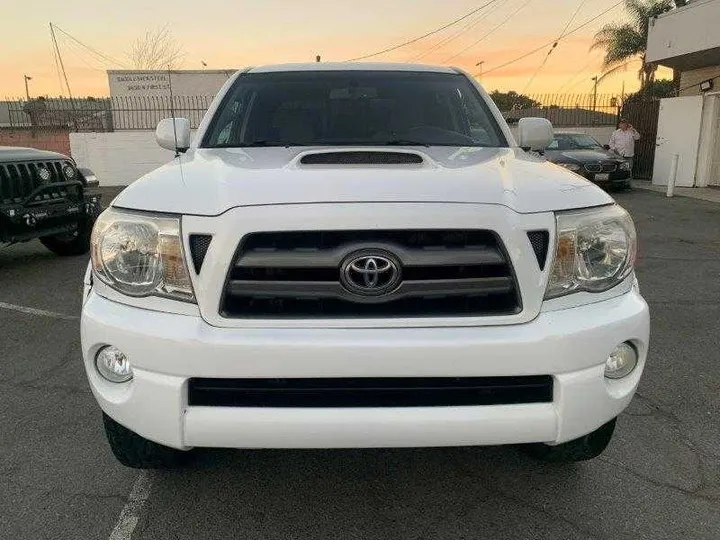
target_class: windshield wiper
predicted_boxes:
[210,140,309,148]
[380,140,431,147]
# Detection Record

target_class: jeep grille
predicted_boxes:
[0,160,77,205]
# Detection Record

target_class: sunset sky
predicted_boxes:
[0,0,668,98]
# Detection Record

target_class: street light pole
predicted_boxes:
[591,76,598,112]
[24,75,32,101]
[476,60,484,80]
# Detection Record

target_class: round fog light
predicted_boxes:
[605,342,638,379]
[95,346,133,383]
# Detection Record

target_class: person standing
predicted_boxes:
[609,119,641,175]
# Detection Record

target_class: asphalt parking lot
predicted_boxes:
[1,188,719,540]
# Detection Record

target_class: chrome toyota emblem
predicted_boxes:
[340,251,401,296]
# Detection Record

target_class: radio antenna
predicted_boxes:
[167,65,179,157]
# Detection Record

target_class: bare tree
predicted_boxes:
[128,25,184,70]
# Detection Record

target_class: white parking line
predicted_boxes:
[109,471,154,540]
[0,301,78,320]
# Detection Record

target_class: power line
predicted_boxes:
[444,0,534,63]
[521,0,588,93]
[521,42,557,93]
[50,36,65,97]
[557,0,588,40]
[410,1,504,62]
[556,55,597,92]
[476,0,624,77]
[51,23,128,68]
[346,0,501,62]
[57,33,112,72]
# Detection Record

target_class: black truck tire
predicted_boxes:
[40,216,94,256]
[522,418,617,462]
[102,413,189,469]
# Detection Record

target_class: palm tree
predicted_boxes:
[590,0,674,93]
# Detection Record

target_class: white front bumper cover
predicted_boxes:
[81,286,649,450]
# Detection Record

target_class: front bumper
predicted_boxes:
[81,287,649,450]
[583,170,631,184]
[0,192,101,243]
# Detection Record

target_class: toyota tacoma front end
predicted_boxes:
[80,64,649,468]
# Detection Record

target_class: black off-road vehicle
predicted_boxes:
[0,146,101,255]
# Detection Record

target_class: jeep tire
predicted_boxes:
[40,215,94,256]
[102,413,189,469]
[523,418,617,462]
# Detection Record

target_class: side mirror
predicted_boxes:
[156,118,191,152]
[517,117,554,151]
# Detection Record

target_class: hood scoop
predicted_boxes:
[299,151,424,166]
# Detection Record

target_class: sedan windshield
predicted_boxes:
[202,71,507,148]
[549,133,603,151]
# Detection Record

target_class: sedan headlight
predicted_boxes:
[545,205,636,299]
[90,208,195,302]
[619,161,631,171]
[557,162,581,172]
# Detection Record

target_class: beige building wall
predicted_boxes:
[679,66,720,96]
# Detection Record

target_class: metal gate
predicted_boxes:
[621,99,660,179]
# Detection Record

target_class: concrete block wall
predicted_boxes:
[70,131,179,186]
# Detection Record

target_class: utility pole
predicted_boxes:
[591,75,598,112]
[49,22,77,129]
[476,60,484,80]
[23,75,32,101]
[50,23,74,101]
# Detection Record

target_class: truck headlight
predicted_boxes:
[90,208,195,302]
[545,205,636,299]
[557,162,581,172]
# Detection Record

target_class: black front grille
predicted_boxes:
[0,160,77,205]
[584,161,617,174]
[188,376,553,407]
[221,230,521,318]
[602,162,618,173]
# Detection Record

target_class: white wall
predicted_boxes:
[647,0,720,65]
[73,126,619,187]
[509,125,615,145]
[70,131,178,186]
[107,70,235,98]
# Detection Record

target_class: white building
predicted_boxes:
[107,69,236,99]
[646,0,720,187]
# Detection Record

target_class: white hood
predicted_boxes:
[113,147,613,215]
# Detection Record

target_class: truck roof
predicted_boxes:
[248,63,459,74]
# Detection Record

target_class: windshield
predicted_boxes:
[548,133,603,151]
[202,71,507,148]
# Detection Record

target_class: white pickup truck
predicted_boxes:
[82,63,649,468]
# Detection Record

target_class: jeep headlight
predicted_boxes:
[90,208,194,302]
[545,205,636,299]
